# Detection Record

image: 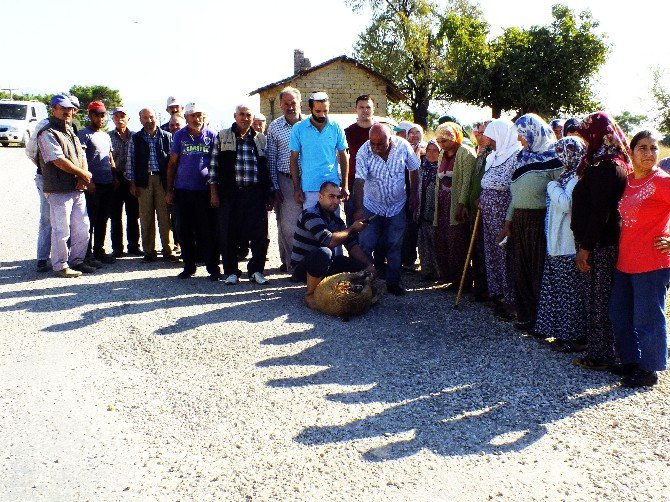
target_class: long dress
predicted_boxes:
[434,154,469,283]
[417,158,438,278]
[479,155,517,303]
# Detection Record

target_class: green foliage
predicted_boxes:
[614,111,646,136]
[350,0,484,128]
[443,5,607,117]
[0,90,50,105]
[652,68,670,134]
[68,85,123,128]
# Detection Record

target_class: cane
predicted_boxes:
[454,208,481,309]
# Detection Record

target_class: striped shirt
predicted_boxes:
[355,136,420,217]
[266,115,302,190]
[290,203,356,268]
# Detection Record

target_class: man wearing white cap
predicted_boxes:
[37,95,93,277]
[252,113,267,134]
[165,103,221,280]
[289,91,348,211]
[160,96,184,132]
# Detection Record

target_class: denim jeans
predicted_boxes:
[358,206,406,286]
[609,268,670,371]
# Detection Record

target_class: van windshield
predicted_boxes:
[0,104,28,120]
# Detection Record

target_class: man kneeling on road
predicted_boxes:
[291,181,375,308]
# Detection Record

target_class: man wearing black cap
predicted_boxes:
[78,101,117,266]
[36,95,93,278]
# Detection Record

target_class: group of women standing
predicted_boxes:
[414,111,670,388]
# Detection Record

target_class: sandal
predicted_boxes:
[572,356,610,371]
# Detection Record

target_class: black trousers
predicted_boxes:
[174,189,220,275]
[110,174,140,253]
[85,182,114,256]
[223,185,268,276]
[292,247,365,282]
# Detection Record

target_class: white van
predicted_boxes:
[0,99,48,147]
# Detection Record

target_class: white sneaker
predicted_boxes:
[250,272,269,285]
[224,274,239,285]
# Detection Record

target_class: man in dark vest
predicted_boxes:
[36,94,93,278]
[126,108,177,262]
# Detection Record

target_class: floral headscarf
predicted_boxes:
[483,119,521,170]
[554,136,586,188]
[436,121,463,145]
[575,111,632,176]
[421,140,440,192]
[514,113,558,167]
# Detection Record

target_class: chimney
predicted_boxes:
[293,49,311,74]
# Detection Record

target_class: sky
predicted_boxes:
[2,0,667,130]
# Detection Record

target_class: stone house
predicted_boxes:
[249,50,407,121]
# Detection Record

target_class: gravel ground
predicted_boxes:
[0,146,669,501]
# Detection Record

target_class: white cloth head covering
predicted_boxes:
[483,119,522,170]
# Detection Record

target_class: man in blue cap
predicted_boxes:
[36,94,93,277]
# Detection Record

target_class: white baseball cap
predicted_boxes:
[184,102,204,115]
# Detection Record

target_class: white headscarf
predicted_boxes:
[483,119,522,170]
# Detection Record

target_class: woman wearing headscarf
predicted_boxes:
[416,139,440,280]
[433,122,477,287]
[571,112,630,371]
[500,114,563,333]
[535,137,588,350]
[480,119,521,317]
[609,131,670,387]
[401,123,426,270]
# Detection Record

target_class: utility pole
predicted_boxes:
[0,86,17,99]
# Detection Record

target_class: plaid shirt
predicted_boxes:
[266,115,301,190]
[109,128,133,176]
[209,129,260,187]
[125,129,160,181]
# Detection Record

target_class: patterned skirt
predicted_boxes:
[480,188,514,303]
[434,188,469,283]
[583,245,618,363]
[535,254,587,340]
[417,222,438,277]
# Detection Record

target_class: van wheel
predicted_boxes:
[0,142,8,148]
[20,131,30,148]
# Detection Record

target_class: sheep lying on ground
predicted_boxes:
[313,271,383,319]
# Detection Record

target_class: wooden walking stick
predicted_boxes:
[454,208,481,309]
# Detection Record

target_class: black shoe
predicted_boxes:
[94,253,117,264]
[177,269,195,279]
[112,250,124,258]
[164,253,180,263]
[143,251,158,262]
[128,248,143,256]
[209,273,222,282]
[513,321,533,331]
[610,363,638,376]
[387,283,407,296]
[621,369,658,388]
[279,263,287,273]
[37,260,50,273]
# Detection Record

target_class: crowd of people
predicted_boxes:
[26,88,670,389]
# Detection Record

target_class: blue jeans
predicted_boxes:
[609,268,670,371]
[358,206,406,286]
[35,174,52,261]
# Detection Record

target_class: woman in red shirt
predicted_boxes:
[609,131,670,387]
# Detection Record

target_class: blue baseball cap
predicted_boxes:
[50,94,75,108]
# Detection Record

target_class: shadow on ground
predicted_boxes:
[257,274,632,460]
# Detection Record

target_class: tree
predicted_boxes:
[445,5,608,117]
[68,85,123,128]
[614,111,645,136]
[349,0,484,128]
[441,5,608,118]
[652,68,670,135]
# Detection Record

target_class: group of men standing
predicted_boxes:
[30,88,422,301]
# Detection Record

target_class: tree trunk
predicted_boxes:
[491,105,502,119]
[412,86,430,130]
